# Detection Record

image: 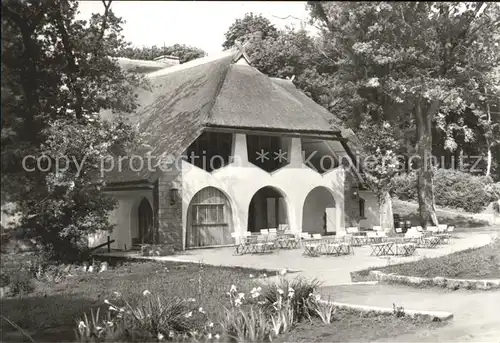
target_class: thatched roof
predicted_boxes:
[103,49,343,184]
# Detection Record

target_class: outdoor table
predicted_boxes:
[436,233,450,244]
[393,243,417,256]
[303,242,322,256]
[370,242,395,256]
[420,236,440,248]
[350,235,367,246]
[277,234,299,249]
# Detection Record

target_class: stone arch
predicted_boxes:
[247,186,291,233]
[301,186,339,235]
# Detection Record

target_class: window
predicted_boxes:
[184,131,233,172]
[359,198,366,218]
[192,203,226,225]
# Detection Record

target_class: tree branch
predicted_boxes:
[93,0,113,57]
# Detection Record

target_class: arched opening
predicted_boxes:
[186,187,233,248]
[133,198,154,245]
[302,187,337,235]
[247,186,289,233]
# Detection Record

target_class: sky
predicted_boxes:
[76,1,314,55]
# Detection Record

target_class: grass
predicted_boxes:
[378,240,500,279]
[274,308,447,342]
[0,259,265,341]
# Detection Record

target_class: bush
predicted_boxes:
[8,270,34,296]
[389,169,500,213]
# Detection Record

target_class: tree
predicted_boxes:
[1,0,142,261]
[222,12,278,49]
[116,43,206,63]
[309,1,500,226]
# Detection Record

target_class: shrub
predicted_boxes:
[8,270,34,296]
[261,275,321,322]
[389,169,500,213]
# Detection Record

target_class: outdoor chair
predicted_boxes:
[367,231,382,244]
[260,229,269,235]
[312,233,323,241]
[303,241,322,256]
[416,226,423,232]
[373,226,382,232]
[269,228,278,234]
[231,233,244,255]
[395,227,403,234]
[420,235,440,248]
[346,227,359,234]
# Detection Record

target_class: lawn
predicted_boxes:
[0,259,264,341]
[1,258,444,342]
[378,240,500,279]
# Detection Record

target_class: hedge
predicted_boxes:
[389,169,500,213]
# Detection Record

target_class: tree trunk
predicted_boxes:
[414,99,439,227]
[379,191,394,233]
[485,87,492,178]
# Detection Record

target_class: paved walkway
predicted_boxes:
[101,232,493,286]
[322,283,500,342]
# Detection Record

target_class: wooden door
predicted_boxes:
[186,187,233,247]
[138,198,153,244]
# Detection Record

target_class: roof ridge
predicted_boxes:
[146,50,236,79]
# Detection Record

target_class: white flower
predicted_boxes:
[106,321,114,327]
[169,331,175,338]
[234,298,242,307]
[95,326,103,332]
[315,294,321,301]
[262,273,267,278]
[280,268,287,275]
[230,284,237,293]
[78,321,86,330]
[277,288,284,295]
[187,298,196,302]
[109,305,119,312]
[207,333,212,339]
[252,292,260,298]
[104,299,111,305]
[238,292,245,299]
[215,334,220,339]
[249,274,254,278]
[184,311,193,318]
[158,332,165,341]
[143,290,151,296]
[208,322,214,328]
[198,307,205,314]
[113,291,121,297]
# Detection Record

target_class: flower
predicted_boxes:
[113,291,121,297]
[106,321,114,327]
[158,332,165,341]
[315,294,321,301]
[78,321,86,330]
[280,268,287,275]
[185,311,193,318]
[215,334,220,339]
[104,299,111,305]
[95,326,103,332]
[187,298,196,302]
[208,322,214,328]
[234,298,242,307]
[249,274,254,278]
[198,307,205,314]
[277,288,284,295]
[238,292,245,299]
[230,284,237,293]
[207,333,213,339]
[143,290,151,296]
[169,331,175,338]
[252,291,260,298]
[109,305,119,312]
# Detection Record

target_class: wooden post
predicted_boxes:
[107,235,111,253]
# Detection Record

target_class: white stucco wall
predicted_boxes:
[88,189,153,250]
[358,190,380,229]
[182,134,346,247]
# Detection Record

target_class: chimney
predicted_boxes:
[153,55,180,66]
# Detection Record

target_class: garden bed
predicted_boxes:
[377,240,500,279]
[351,240,500,290]
[274,308,447,342]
